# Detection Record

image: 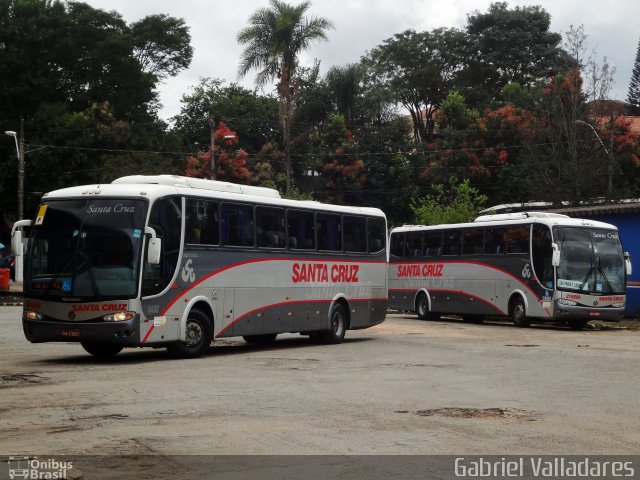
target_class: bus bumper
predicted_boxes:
[22,316,141,345]
[553,303,625,322]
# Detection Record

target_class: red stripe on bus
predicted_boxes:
[390,260,544,301]
[389,288,507,316]
[215,297,387,338]
[160,257,386,317]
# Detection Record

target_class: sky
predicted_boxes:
[81,0,640,121]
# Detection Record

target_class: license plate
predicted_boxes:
[61,328,81,337]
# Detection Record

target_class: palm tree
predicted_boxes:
[237,0,333,196]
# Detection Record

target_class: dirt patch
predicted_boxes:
[396,407,535,420]
[0,373,49,388]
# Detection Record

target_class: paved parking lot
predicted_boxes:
[2,306,639,465]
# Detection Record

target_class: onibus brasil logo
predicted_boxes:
[7,457,73,479]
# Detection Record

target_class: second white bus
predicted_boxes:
[388,212,631,328]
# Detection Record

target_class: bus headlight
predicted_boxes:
[558,299,577,306]
[23,310,44,321]
[103,311,136,322]
[612,302,625,308]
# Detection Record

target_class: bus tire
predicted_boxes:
[510,297,530,328]
[416,293,430,320]
[319,303,347,344]
[81,342,123,358]
[166,309,213,358]
[243,334,278,345]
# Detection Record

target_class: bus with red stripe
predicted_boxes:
[388,212,631,329]
[12,175,387,358]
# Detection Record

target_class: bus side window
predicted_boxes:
[288,210,315,250]
[344,216,367,253]
[442,230,462,256]
[221,203,254,247]
[317,213,342,251]
[256,206,285,249]
[424,231,442,257]
[367,217,386,254]
[390,233,405,258]
[484,227,506,254]
[186,199,219,245]
[462,228,483,255]
[406,232,423,258]
[507,225,529,254]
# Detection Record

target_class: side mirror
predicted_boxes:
[11,219,33,256]
[624,251,632,276]
[551,242,560,267]
[145,226,162,265]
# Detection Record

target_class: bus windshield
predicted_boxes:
[25,199,148,299]
[554,226,625,294]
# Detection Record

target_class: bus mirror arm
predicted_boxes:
[144,226,162,265]
[551,243,560,267]
[10,219,33,257]
[624,252,632,276]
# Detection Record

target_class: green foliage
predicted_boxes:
[411,178,488,225]
[464,2,565,107]
[172,78,280,152]
[364,27,467,142]
[131,14,193,81]
[438,91,474,130]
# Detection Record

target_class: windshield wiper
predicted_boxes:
[578,260,594,292]
[597,257,614,293]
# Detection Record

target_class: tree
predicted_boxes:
[627,37,640,114]
[411,178,488,225]
[0,0,192,222]
[325,63,365,125]
[364,27,467,142]
[172,78,279,153]
[464,2,566,107]
[131,14,193,81]
[237,0,333,196]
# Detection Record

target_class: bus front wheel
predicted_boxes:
[510,297,530,328]
[81,342,124,358]
[167,309,213,358]
[319,303,347,344]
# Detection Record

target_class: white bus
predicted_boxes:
[388,212,632,329]
[12,175,387,358]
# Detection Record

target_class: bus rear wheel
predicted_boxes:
[510,297,530,328]
[416,293,430,320]
[319,303,347,344]
[167,309,213,358]
[81,342,123,358]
